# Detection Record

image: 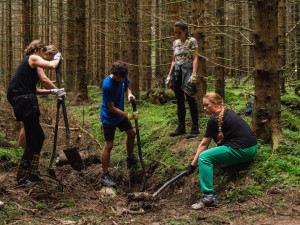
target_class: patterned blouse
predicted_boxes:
[172,37,198,65]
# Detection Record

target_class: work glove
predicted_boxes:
[127,112,139,120]
[165,76,171,86]
[50,88,66,97]
[189,73,198,85]
[185,164,197,175]
[53,52,63,61]
[128,93,135,102]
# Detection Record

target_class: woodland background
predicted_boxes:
[0,0,299,147]
[0,1,299,224]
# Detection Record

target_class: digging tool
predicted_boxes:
[48,60,84,176]
[130,99,145,174]
[128,170,188,200]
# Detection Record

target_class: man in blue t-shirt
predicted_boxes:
[99,61,139,187]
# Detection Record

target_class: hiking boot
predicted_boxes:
[191,194,219,210]
[16,159,32,186]
[186,126,200,139]
[99,172,116,187]
[169,125,186,137]
[127,155,139,169]
[29,154,44,182]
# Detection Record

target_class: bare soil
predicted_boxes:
[0,99,299,225]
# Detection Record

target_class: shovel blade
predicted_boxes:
[63,147,85,171]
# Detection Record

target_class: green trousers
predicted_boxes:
[198,144,258,194]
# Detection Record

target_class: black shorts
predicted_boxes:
[103,118,133,141]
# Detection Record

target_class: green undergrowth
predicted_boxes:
[0,131,23,170]
[70,82,300,202]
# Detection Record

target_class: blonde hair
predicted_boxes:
[24,40,47,56]
[204,92,226,144]
[46,45,58,56]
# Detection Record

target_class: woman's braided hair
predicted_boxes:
[24,40,47,56]
[204,92,226,144]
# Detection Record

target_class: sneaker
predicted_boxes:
[191,194,219,210]
[186,126,200,139]
[99,172,116,187]
[169,125,186,137]
[127,156,139,169]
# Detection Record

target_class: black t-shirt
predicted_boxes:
[7,55,38,102]
[204,109,257,149]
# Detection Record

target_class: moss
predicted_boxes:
[281,92,300,108]
[281,111,300,131]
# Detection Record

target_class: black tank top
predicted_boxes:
[7,55,38,102]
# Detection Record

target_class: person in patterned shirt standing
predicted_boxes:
[166,21,199,139]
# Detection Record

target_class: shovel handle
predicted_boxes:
[56,60,63,88]
[152,170,188,197]
[55,59,70,148]
[131,98,137,112]
[49,60,63,170]
[130,99,145,174]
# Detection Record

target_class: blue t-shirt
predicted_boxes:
[100,75,130,125]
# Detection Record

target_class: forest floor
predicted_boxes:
[0,98,300,225]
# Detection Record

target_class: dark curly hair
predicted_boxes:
[110,61,128,78]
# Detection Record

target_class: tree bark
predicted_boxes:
[252,0,281,148]
[295,1,300,80]
[66,0,76,91]
[100,1,106,84]
[6,0,12,88]
[73,0,89,103]
[22,0,33,48]
[125,0,139,97]
[192,0,207,112]
[278,0,286,93]
[215,0,225,99]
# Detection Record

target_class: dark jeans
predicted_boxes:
[22,113,45,160]
[172,73,198,127]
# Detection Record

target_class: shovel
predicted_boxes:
[128,170,188,201]
[48,60,84,177]
[130,99,145,174]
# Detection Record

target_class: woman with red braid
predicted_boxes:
[184,92,258,209]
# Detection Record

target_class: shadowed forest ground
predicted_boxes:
[0,93,299,225]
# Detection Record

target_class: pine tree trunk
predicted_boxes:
[234,2,242,83]
[22,0,32,47]
[1,3,4,85]
[125,0,139,97]
[252,0,281,148]
[192,0,207,111]
[113,1,120,62]
[6,0,12,88]
[95,0,101,84]
[154,0,161,88]
[141,0,152,90]
[74,0,88,102]
[66,0,76,91]
[278,0,286,93]
[100,1,106,84]
[295,1,300,80]
[215,0,225,99]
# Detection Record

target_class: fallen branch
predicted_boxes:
[41,122,102,149]
[74,122,102,149]
[41,123,79,131]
